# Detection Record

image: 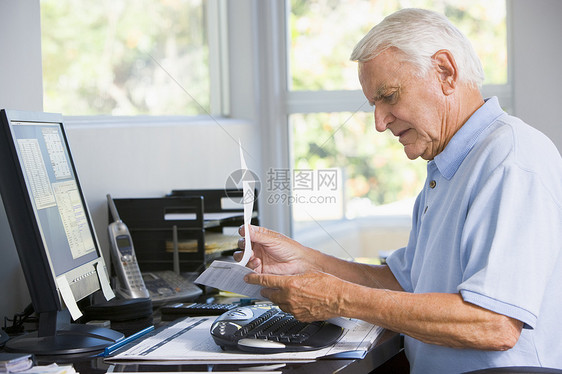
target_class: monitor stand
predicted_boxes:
[5,310,124,356]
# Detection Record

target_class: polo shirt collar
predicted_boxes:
[433,96,505,180]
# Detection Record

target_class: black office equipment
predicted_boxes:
[0,329,8,348]
[160,302,238,320]
[139,271,203,305]
[111,189,259,274]
[84,298,153,322]
[83,298,154,337]
[210,305,343,353]
[0,109,123,355]
[107,194,202,304]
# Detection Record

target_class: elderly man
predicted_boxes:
[238,8,562,373]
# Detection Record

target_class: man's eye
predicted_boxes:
[383,92,397,103]
[373,90,399,105]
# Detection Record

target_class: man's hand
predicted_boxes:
[245,271,347,322]
[234,225,322,275]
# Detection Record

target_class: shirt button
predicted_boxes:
[429,180,437,188]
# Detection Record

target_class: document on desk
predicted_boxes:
[106,316,383,364]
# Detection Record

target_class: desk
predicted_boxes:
[59,329,401,374]
[11,294,403,373]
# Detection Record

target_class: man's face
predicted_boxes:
[358,49,447,161]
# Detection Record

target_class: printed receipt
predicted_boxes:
[195,260,263,299]
[195,142,263,299]
[238,140,254,267]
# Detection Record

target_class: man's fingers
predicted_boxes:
[233,250,243,262]
[260,287,280,300]
[245,273,285,288]
[247,257,261,271]
[238,224,282,244]
[244,273,263,285]
[243,274,284,302]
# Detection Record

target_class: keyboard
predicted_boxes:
[210,305,343,353]
[160,302,238,320]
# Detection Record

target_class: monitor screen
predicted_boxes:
[11,120,99,277]
[0,110,120,355]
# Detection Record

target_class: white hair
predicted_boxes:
[350,8,485,87]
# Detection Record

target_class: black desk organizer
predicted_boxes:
[111,189,259,274]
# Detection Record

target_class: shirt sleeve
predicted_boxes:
[457,162,562,329]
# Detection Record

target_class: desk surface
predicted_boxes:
[61,329,401,374]
[11,293,402,374]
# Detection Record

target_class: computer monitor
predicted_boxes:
[0,109,123,355]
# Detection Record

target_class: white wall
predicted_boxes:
[511,0,562,149]
[0,1,43,110]
[65,118,259,260]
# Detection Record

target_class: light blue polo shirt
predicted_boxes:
[386,97,562,373]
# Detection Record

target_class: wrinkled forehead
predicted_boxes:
[358,49,407,85]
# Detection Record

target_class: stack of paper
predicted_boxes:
[106,316,383,364]
[18,364,76,374]
[0,353,33,373]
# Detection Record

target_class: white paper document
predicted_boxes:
[237,141,254,267]
[107,316,383,364]
[239,180,254,267]
[194,260,263,299]
[55,276,82,320]
[195,141,260,297]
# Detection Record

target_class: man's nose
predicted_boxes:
[374,104,394,132]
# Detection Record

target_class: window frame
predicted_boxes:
[286,2,513,117]
[257,0,513,236]
[42,0,230,125]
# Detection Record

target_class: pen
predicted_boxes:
[99,325,155,357]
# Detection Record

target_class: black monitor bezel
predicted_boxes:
[0,109,105,314]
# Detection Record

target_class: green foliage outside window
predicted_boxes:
[41,0,209,116]
[292,112,426,216]
[289,0,506,91]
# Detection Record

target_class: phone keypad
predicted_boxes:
[122,257,145,289]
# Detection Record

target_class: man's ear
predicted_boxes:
[432,50,458,95]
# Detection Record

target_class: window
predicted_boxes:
[287,0,508,234]
[291,112,426,220]
[40,0,211,116]
[289,0,507,91]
